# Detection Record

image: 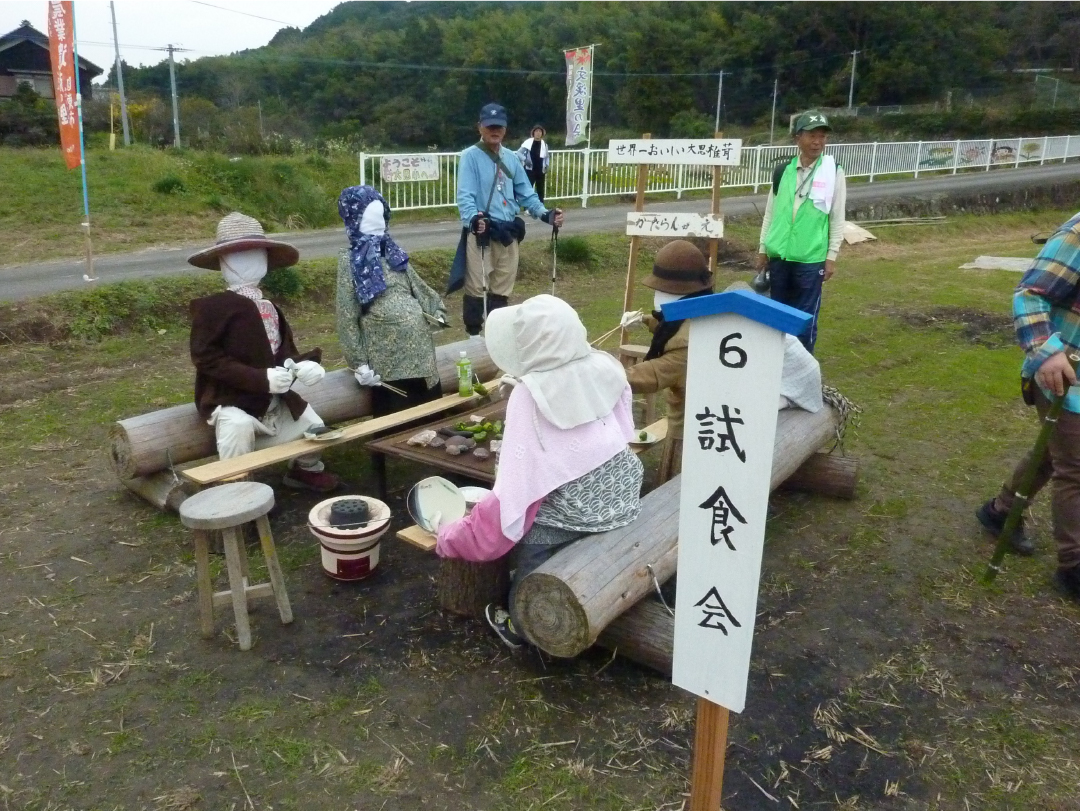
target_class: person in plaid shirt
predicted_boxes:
[978,211,1080,601]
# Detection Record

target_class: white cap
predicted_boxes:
[459,351,467,358]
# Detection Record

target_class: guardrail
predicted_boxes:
[359,134,1080,213]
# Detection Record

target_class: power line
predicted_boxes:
[188,1,304,27]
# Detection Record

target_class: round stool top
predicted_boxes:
[179,481,275,530]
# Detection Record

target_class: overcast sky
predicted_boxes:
[0,1,342,75]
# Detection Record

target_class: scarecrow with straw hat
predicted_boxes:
[187,212,340,493]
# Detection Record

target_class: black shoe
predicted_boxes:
[484,604,524,649]
[976,499,1035,556]
[1054,565,1080,602]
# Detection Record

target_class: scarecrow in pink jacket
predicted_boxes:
[435,295,643,649]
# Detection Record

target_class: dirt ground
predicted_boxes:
[2,213,1080,810]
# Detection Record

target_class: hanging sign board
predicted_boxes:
[663,291,810,712]
[626,212,724,238]
[379,155,440,183]
[46,0,81,170]
[564,46,594,146]
[608,138,742,166]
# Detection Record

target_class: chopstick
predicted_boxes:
[345,367,408,397]
[590,323,624,347]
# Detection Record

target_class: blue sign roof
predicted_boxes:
[660,290,812,335]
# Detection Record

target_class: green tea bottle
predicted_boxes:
[456,351,473,397]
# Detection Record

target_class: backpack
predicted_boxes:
[771,161,788,196]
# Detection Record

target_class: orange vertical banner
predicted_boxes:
[46,1,81,170]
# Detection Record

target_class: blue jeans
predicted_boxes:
[768,258,824,353]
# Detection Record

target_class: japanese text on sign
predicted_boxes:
[564,46,594,146]
[379,155,440,183]
[47,1,81,170]
[625,212,725,239]
[607,138,743,166]
[672,313,786,713]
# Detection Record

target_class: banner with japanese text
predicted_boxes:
[47,0,81,169]
[564,46,593,147]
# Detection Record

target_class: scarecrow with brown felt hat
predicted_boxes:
[188,212,340,492]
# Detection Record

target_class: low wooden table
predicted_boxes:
[365,400,507,491]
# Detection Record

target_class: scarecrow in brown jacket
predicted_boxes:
[622,240,714,482]
[188,212,339,493]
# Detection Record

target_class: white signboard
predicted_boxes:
[379,154,440,183]
[626,212,724,239]
[671,307,785,712]
[607,138,742,166]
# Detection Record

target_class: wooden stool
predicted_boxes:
[179,481,293,651]
[620,343,657,425]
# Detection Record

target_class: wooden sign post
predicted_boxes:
[661,290,812,810]
[609,136,742,346]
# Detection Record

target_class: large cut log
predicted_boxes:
[595,598,673,675]
[512,404,840,658]
[437,558,511,619]
[121,469,197,512]
[109,336,496,480]
[780,451,859,500]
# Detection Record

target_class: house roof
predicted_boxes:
[0,21,103,76]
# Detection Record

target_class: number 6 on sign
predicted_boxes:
[718,332,747,369]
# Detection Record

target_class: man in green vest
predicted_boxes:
[755,110,847,353]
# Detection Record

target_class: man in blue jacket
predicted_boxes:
[450,103,564,335]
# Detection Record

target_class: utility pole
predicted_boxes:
[258,99,264,140]
[769,76,779,144]
[166,44,181,147]
[109,1,131,146]
[848,50,859,110]
[713,70,724,133]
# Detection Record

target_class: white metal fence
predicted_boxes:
[359,134,1080,212]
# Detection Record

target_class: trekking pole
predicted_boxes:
[983,353,1080,584]
[550,222,559,296]
[477,231,489,324]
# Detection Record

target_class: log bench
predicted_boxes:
[109,337,498,510]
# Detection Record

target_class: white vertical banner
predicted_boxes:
[564,45,594,147]
[665,292,810,713]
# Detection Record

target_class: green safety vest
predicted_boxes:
[763,156,831,264]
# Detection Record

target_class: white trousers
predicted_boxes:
[208,398,324,471]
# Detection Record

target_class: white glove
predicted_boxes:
[620,310,644,328]
[428,511,443,533]
[287,359,325,387]
[353,364,382,387]
[266,367,293,394]
[498,374,518,398]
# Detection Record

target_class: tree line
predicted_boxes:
[54,2,1080,151]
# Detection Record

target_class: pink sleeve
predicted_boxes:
[435,492,541,563]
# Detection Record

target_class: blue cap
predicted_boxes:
[478,103,508,128]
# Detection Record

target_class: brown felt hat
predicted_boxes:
[642,240,713,295]
[188,212,300,270]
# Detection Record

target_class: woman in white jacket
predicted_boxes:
[516,124,550,203]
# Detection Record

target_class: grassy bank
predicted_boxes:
[0,146,361,267]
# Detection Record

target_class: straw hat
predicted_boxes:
[188,212,300,270]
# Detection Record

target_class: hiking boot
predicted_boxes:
[484,604,524,649]
[282,466,339,493]
[1054,565,1080,602]
[976,499,1034,556]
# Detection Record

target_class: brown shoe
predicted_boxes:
[282,467,339,493]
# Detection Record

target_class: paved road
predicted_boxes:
[4,162,1079,302]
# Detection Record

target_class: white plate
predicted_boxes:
[459,486,492,505]
[629,430,659,446]
[305,428,345,442]
[407,476,466,533]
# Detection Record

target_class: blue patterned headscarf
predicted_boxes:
[338,185,410,307]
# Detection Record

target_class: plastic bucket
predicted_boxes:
[308,496,390,581]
